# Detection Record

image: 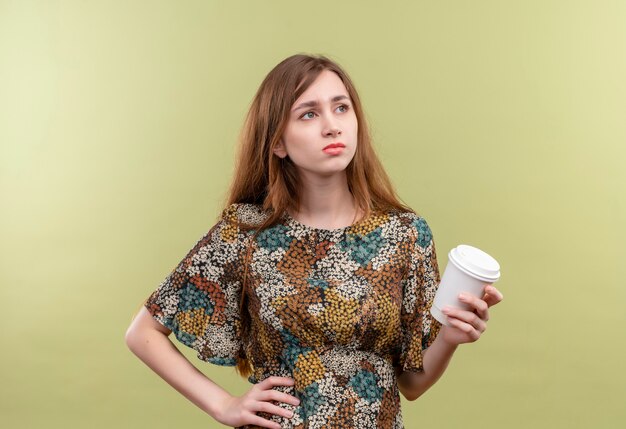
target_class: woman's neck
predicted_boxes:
[289,174,362,230]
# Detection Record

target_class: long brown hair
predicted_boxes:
[223,53,416,378]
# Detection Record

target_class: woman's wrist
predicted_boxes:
[437,325,463,348]
[199,381,234,420]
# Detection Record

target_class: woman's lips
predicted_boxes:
[323,143,345,155]
[323,146,345,155]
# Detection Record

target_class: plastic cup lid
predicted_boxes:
[448,244,501,282]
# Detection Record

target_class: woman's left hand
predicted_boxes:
[439,284,504,346]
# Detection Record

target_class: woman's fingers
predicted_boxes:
[255,376,300,407]
[257,376,296,390]
[440,286,503,345]
[259,389,301,406]
[218,376,300,429]
[445,315,482,342]
[256,400,295,419]
[459,293,489,321]
[252,376,299,424]
[483,284,504,308]
[443,306,486,333]
[247,413,283,429]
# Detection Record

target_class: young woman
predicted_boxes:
[125,53,504,429]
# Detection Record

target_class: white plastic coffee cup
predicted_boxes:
[430,244,501,326]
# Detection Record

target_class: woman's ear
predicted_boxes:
[273,139,288,159]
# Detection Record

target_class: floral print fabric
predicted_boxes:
[144,203,442,428]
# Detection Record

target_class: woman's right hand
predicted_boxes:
[215,376,300,429]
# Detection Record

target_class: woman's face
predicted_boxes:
[274,69,358,178]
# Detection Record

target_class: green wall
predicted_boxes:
[1,1,624,428]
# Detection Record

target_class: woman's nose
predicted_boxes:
[324,126,341,137]
[323,118,342,137]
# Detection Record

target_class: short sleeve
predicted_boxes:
[144,204,250,366]
[397,215,443,373]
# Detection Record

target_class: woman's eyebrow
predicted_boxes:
[292,95,350,112]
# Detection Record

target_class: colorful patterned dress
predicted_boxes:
[144,202,442,429]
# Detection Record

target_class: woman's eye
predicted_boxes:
[337,104,350,112]
[300,104,349,120]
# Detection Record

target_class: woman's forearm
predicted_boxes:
[125,327,231,420]
[396,329,458,401]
